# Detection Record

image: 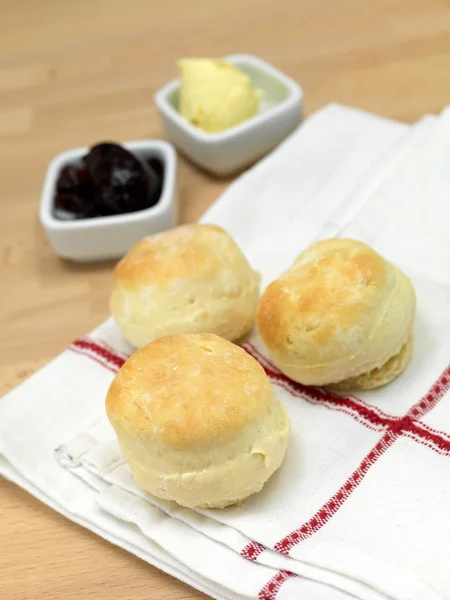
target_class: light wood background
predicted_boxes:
[1,1,449,598]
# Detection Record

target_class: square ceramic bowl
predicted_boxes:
[40,140,177,262]
[155,54,303,176]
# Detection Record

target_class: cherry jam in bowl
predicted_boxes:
[40,140,177,262]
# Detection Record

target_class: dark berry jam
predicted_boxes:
[54,142,164,220]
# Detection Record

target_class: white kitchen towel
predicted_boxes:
[2,104,448,600]
[52,109,450,600]
[3,103,403,600]
[51,112,439,600]
[203,109,450,598]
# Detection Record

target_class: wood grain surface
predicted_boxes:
[1,1,449,598]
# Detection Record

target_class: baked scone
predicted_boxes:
[110,224,260,347]
[256,239,416,390]
[105,333,290,508]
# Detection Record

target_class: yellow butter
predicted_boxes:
[178,59,261,133]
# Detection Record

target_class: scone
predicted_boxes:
[110,224,260,347]
[256,239,416,390]
[105,333,290,508]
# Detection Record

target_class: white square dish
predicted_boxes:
[155,54,303,176]
[39,140,177,262]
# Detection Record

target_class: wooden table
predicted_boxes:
[1,1,449,598]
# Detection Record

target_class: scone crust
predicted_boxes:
[106,333,290,508]
[257,239,416,386]
[110,224,260,346]
[329,333,413,391]
[114,224,231,288]
[106,333,273,449]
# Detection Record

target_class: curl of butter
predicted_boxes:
[178,59,262,133]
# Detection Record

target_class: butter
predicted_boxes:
[178,59,261,133]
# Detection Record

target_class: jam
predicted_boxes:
[54,142,164,219]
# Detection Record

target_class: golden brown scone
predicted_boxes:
[110,224,260,347]
[106,333,290,508]
[256,239,416,389]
